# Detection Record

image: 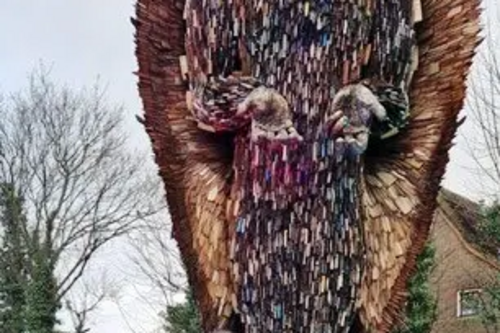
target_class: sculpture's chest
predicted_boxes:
[245,1,369,50]
[244,1,371,83]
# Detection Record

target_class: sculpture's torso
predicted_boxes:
[186,1,414,332]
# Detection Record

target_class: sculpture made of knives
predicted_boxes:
[134,0,481,331]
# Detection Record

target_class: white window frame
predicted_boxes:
[457,289,483,318]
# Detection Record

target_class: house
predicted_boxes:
[430,190,500,333]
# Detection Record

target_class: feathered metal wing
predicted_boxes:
[133,0,481,332]
[357,2,481,331]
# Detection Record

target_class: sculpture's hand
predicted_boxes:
[325,84,387,155]
[237,86,303,142]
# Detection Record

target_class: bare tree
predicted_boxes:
[64,273,120,333]
[0,66,163,331]
[464,3,500,199]
[129,212,186,295]
[463,4,500,329]
[125,210,187,329]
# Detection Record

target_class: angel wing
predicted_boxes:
[358,0,481,331]
[134,1,481,333]
[134,2,236,330]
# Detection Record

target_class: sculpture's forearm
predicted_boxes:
[190,75,264,132]
[183,0,257,133]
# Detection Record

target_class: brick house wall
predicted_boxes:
[429,194,500,333]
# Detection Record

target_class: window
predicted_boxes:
[457,289,482,317]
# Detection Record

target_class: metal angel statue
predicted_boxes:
[133,0,481,332]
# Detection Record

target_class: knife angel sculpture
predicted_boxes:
[133,0,480,332]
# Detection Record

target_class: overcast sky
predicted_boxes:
[0,0,495,332]
[0,1,166,332]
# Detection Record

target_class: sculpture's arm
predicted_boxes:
[189,75,262,132]
[183,1,291,134]
[363,81,411,140]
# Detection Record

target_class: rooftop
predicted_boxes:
[438,188,500,263]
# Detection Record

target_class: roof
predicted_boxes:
[437,189,500,266]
